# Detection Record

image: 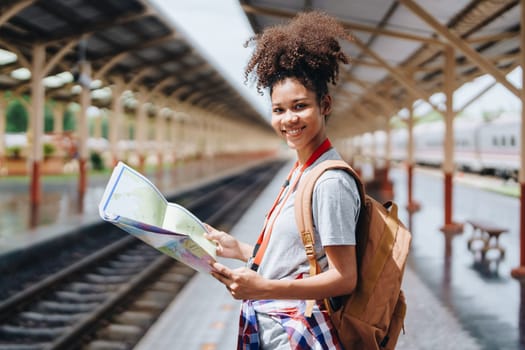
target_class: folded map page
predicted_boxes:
[98,161,216,273]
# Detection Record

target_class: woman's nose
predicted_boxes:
[283,110,298,123]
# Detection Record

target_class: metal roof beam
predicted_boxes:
[0,0,34,27]
[351,35,442,112]
[41,8,157,46]
[398,0,520,99]
[240,3,444,45]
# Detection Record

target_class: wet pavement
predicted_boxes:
[390,166,522,349]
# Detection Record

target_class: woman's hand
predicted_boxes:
[204,224,253,262]
[211,262,270,300]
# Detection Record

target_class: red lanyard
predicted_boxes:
[250,138,332,270]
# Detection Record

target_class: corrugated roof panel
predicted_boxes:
[314,0,397,25]
[16,6,67,34]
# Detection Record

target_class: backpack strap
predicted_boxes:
[294,159,365,317]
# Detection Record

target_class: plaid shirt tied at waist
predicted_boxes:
[237,299,342,350]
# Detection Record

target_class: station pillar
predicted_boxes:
[511,1,525,281]
[405,103,420,213]
[77,60,91,212]
[29,44,45,208]
[135,90,148,174]
[109,79,123,167]
[440,45,462,236]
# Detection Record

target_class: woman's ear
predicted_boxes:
[320,94,332,116]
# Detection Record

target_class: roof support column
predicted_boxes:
[77,61,91,212]
[511,0,525,281]
[109,80,123,167]
[177,115,186,162]
[171,114,180,165]
[135,89,147,174]
[406,102,420,214]
[381,119,394,201]
[0,94,5,171]
[29,44,45,210]
[440,46,463,236]
[154,107,164,184]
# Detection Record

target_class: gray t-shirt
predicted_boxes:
[257,148,360,280]
[255,148,360,348]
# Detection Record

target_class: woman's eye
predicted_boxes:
[295,103,306,110]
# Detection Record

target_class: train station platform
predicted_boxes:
[0,157,522,349]
[135,162,522,349]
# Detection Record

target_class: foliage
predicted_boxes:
[63,108,76,131]
[43,143,55,158]
[6,146,22,158]
[6,100,28,132]
[44,104,54,132]
[414,110,443,125]
[90,151,105,171]
[101,116,109,139]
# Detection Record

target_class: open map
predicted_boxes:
[99,162,216,273]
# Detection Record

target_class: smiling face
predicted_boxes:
[270,77,332,164]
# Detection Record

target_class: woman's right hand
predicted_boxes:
[204,224,252,262]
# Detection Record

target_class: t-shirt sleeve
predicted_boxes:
[312,169,360,246]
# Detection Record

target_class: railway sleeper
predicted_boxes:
[0,342,51,350]
[36,300,99,313]
[116,253,158,263]
[160,268,194,281]
[107,260,149,269]
[84,274,132,284]
[18,311,84,325]
[113,311,155,328]
[96,324,143,342]
[130,298,166,312]
[67,282,120,293]
[149,280,183,293]
[140,290,176,304]
[54,291,109,302]
[0,324,66,340]
[95,267,143,276]
[82,339,128,350]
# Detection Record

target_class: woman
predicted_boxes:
[205,11,360,349]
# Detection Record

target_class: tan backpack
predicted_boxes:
[295,159,411,349]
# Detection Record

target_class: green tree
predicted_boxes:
[101,115,109,139]
[6,100,28,132]
[44,104,54,132]
[63,108,76,131]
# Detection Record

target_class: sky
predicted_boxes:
[151,0,522,120]
[151,0,269,117]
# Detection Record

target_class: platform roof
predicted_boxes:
[0,0,271,130]
[240,0,522,136]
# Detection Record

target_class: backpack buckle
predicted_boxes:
[301,231,315,256]
[304,243,314,256]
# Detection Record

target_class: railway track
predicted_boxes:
[0,159,285,350]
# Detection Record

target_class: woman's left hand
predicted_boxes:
[211,261,269,300]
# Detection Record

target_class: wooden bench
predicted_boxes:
[466,219,507,264]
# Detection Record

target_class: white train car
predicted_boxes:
[454,118,484,173]
[369,113,520,180]
[477,114,520,179]
[413,121,444,167]
[390,128,408,162]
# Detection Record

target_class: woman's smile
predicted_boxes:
[282,126,306,137]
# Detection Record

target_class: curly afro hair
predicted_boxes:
[244,11,351,101]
